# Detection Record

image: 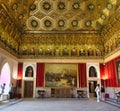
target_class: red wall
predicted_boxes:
[15,63,23,98]
[18,57,120,88]
[78,63,87,87]
[36,60,120,87]
[36,63,45,87]
[36,63,87,87]
[100,63,105,86]
[17,63,23,88]
[103,56,120,87]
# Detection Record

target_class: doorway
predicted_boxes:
[0,63,11,94]
[24,81,33,98]
[89,81,97,98]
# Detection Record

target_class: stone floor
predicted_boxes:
[0,98,120,111]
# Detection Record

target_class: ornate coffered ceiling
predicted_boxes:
[0,0,120,59]
[1,0,120,34]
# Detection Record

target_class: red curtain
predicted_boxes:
[17,63,23,88]
[104,56,120,87]
[100,64,105,86]
[78,63,87,87]
[36,63,45,87]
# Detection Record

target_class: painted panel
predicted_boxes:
[45,63,78,88]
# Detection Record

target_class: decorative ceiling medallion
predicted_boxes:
[106,3,113,10]
[87,3,95,10]
[29,3,37,11]
[58,2,65,10]
[43,2,51,11]
[100,14,106,20]
[58,20,65,27]
[44,19,52,27]
[31,19,38,28]
[85,20,92,27]
[71,20,78,27]
[12,3,18,10]
[72,2,80,10]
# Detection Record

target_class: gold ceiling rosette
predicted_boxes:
[58,1,65,10]
[72,2,80,10]
[43,1,51,11]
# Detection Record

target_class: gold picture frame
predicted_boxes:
[115,60,120,84]
[45,63,78,88]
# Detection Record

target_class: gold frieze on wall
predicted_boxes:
[104,31,120,55]
[0,4,21,41]
[19,34,104,57]
[0,4,21,53]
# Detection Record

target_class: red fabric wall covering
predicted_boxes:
[36,63,45,87]
[17,63,23,80]
[18,58,120,88]
[78,63,87,87]
[104,56,120,87]
[100,64,105,86]
[17,63,23,88]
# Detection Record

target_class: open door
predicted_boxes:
[89,81,97,98]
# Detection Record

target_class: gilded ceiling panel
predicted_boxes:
[0,0,119,33]
[0,0,120,58]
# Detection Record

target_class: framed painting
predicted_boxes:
[25,66,34,77]
[45,63,78,88]
[89,66,97,77]
[115,60,120,83]
[23,63,36,79]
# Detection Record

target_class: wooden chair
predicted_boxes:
[77,90,87,98]
[37,90,45,98]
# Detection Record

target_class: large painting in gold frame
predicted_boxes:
[45,63,78,88]
[115,60,120,84]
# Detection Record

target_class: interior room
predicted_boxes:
[0,0,120,110]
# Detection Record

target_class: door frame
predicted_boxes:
[88,80,97,98]
[87,79,101,98]
[22,80,36,98]
[86,62,101,98]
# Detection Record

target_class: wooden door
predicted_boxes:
[24,81,33,98]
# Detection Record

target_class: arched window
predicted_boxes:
[0,63,11,94]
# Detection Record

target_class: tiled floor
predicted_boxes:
[0,98,120,111]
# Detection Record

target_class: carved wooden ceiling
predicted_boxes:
[1,0,120,34]
[0,0,120,58]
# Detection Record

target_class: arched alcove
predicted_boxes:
[0,62,11,94]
